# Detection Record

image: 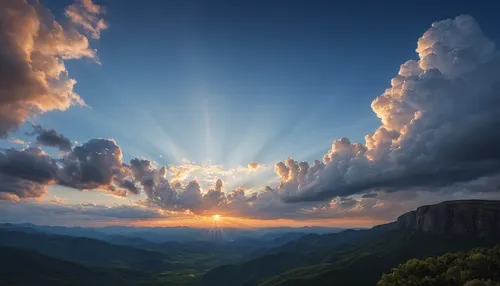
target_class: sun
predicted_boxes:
[212,214,221,221]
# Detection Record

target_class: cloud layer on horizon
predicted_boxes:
[0,201,167,225]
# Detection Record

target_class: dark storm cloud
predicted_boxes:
[273,15,500,203]
[0,137,140,199]
[0,147,58,184]
[58,139,134,196]
[0,0,105,137]
[0,147,55,201]
[0,174,48,201]
[27,125,72,151]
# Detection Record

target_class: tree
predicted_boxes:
[377,245,500,286]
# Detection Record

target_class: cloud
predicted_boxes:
[273,15,500,203]
[166,159,269,190]
[66,0,107,39]
[26,124,72,151]
[248,161,262,170]
[2,13,500,224]
[0,137,141,199]
[0,147,56,200]
[0,0,105,137]
[58,139,135,196]
[0,201,166,225]
[50,196,65,204]
[9,138,25,145]
[0,147,58,184]
[130,158,209,213]
[0,173,48,202]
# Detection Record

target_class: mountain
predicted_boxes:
[0,247,142,286]
[94,225,343,243]
[397,200,500,236]
[0,223,153,247]
[202,200,500,286]
[2,223,341,244]
[202,224,395,286]
[0,228,181,270]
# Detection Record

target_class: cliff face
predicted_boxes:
[396,200,500,237]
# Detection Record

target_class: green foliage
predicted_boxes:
[0,247,143,286]
[0,229,177,270]
[203,225,500,286]
[378,245,500,286]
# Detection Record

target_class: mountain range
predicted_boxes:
[2,200,500,285]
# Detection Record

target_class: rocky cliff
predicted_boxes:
[396,200,500,237]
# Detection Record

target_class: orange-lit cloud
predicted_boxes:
[247,161,262,170]
[8,138,25,145]
[0,0,105,137]
[66,0,107,39]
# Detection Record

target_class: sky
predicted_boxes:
[1,0,500,228]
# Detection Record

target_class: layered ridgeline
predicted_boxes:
[0,247,142,286]
[0,223,331,285]
[202,200,500,286]
[2,200,500,286]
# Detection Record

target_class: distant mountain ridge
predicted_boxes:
[0,228,180,270]
[0,247,141,286]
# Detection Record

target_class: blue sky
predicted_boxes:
[2,0,500,227]
[10,0,498,166]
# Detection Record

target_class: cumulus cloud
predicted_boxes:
[0,147,58,184]
[26,124,72,151]
[131,158,212,213]
[0,0,105,137]
[273,15,500,203]
[0,173,48,202]
[58,139,136,196]
[0,137,140,200]
[0,147,56,200]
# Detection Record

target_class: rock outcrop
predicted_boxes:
[396,200,500,237]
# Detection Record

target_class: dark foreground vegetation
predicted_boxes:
[378,245,500,286]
